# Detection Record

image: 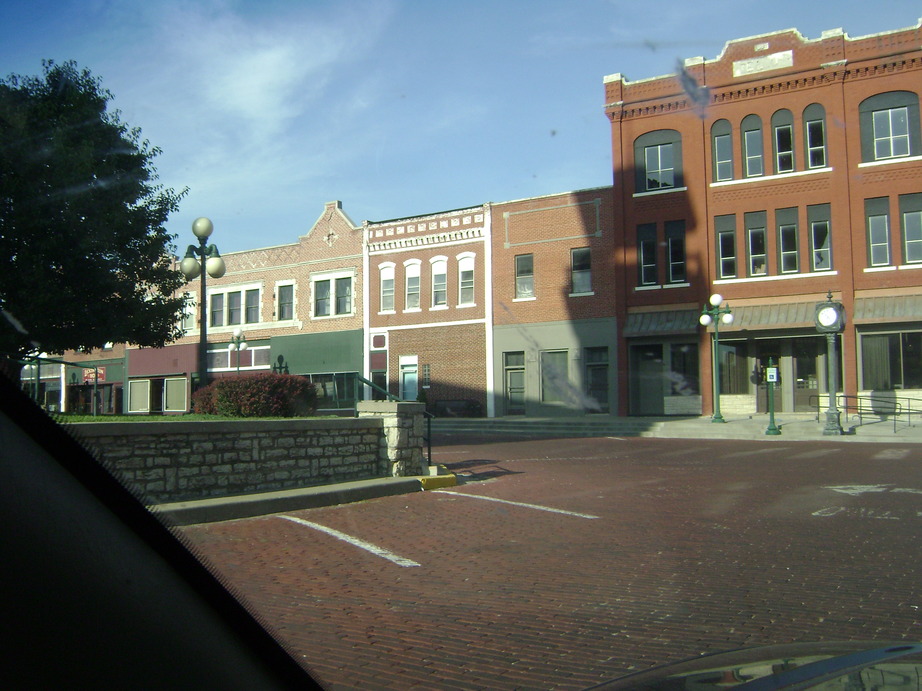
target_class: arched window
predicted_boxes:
[430,256,448,307]
[859,91,921,162]
[457,253,475,306]
[711,119,733,182]
[378,262,395,312]
[633,130,683,192]
[771,109,794,174]
[403,259,421,311]
[803,103,827,169]
[741,114,763,177]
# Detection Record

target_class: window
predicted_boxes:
[335,277,352,315]
[227,291,241,325]
[245,289,259,323]
[711,120,733,181]
[181,293,196,332]
[634,130,682,193]
[515,254,534,299]
[862,332,922,390]
[644,143,674,190]
[804,103,827,169]
[540,350,568,403]
[874,108,910,160]
[431,257,447,307]
[164,378,187,413]
[210,293,224,327]
[866,198,891,267]
[571,248,591,294]
[808,204,832,271]
[277,284,294,320]
[127,379,150,413]
[404,260,421,310]
[859,91,921,162]
[746,212,767,276]
[458,253,475,306]
[670,343,699,396]
[379,263,395,312]
[665,220,686,283]
[777,208,799,274]
[313,273,353,317]
[638,223,657,285]
[742,115,763,177]
[314,280,330,317]
[772,110,794,174]
[900,194,922,264]
[716,215,736,278]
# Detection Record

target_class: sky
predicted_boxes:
[2,1,921,254]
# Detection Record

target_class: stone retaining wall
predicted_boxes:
[70,402,427,504]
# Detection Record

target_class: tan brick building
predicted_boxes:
[605,20,922,418]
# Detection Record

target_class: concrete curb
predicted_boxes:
[153,475,442,526]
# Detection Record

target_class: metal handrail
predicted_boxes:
[810,393,916,433]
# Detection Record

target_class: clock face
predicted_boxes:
[817,306,838,327]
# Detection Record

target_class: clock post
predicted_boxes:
[815,292,845,436]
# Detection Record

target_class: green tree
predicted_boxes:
[0,60,187,376]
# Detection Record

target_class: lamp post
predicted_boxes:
[814,292,845,435]
[700,293,734,423]
[229,328,247,374]
[179,217,226,391]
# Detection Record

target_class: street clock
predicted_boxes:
[815,296,845,333]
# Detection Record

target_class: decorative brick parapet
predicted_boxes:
[69,414,425,504]
[356,401,428,477]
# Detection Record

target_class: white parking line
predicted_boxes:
[277,515,421,567]
[433,490,600,519]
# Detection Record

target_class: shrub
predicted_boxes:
[191,373,317,417]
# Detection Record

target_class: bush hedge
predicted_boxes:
[191,373,317,417]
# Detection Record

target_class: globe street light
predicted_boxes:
[229,328,247,374]
[180,217,226,390]
[700,293,734,423]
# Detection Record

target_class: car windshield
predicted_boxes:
[3,1,922,689]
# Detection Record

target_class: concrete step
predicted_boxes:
[429,417,668,438]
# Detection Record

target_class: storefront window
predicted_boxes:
[718,341,749,395]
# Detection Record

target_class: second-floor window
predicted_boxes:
[405,260,421,310]
[716,215,736,279]
[903,193,922,264]
[431,257,447,307]
[313,274,353,318]
[665,220,686,283]
[379,263,395,312]
[571,248,591,294]
[637,223,657,286]
[277,284,294,320]
[458,253,475,306]
[515,254,534,299]
[778,210,799,274]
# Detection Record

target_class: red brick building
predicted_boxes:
[605,20,922,418]
[490,188,617,416]
[365,205,492,416]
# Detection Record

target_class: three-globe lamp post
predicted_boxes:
[180,217,226,391]
[699,293,734,423]
[229,328,247,374]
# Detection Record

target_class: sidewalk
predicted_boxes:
[650,412,922,443]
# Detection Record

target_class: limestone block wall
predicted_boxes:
[70,402,426,504]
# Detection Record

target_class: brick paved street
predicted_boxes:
[182,436,922,689]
